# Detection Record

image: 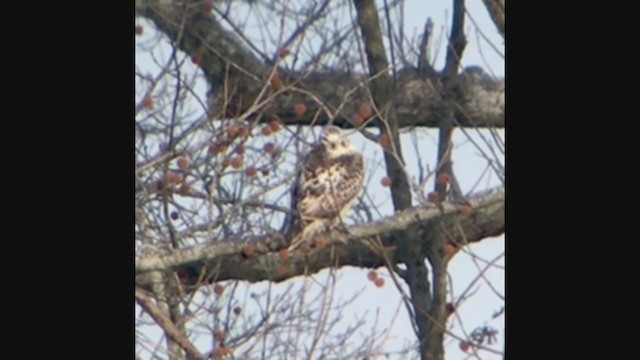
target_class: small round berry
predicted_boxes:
[227,125,240,139]
[459,341,471,352]
[374,277,385,288]
[245,166,257,177]
[234,143,245,155]
[378,134,391,148]
[445,302,456,315]
[269,118,281,132]
[241,244,256,258]
[275,265,288,277]
[293,103,306,118]
[213,284,224,296]
[358,104,373,119]
[177,157,189,172]
[238,125,250,138]
[135,25,143,35]
[315,237,327,248]
[427,191,440,203]
[278,249,290,261]
[142,95,153,109]
[381,177,391,187]
[351,113,364,127]
[277,47,290,58]
[178,183,190,196]
[367,270,378,282]
[170,211,179,220]
[261,126,273,136]
[230,156,243,169]
[263,142,275,153]
[438,173,451,186]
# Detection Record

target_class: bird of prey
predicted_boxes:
[288,125,365,250]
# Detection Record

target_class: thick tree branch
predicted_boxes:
[136,0,504,129]
[136,188,504,290]
[353,0,412,211]
[482,0,505,39]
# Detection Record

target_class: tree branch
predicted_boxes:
[481,0,505,39]
[136,0,504,129]
[136,188,504,290]
[353,0,412,211]
[135,287,207,360]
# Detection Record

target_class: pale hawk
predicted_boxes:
[288,125,365,250]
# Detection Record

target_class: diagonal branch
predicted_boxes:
[135,287,207,360]
[481,0,505,39]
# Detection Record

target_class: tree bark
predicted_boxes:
[136,0,504,130]
[136,187,504,290]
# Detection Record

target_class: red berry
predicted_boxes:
[427,191,440,203]
[202,1,213,13]
[293,103,306,118]
[178,183,190,196]
[209,142,226,155]
[241,244,255,258]
[227,125,240,139]
[438,173,451,186]
[142,95,153,109]
[245,166,257,176]
[358,104,373,119]
[238,125,250,138]
[445,302,456,315]
[278,249,290,261]
[459,341,471,352]
[269,117,281,132]
[374,278,385,288]
[378,134,391,149]
[177,157,189,172]
[351,113,364,127]
[234,143,245,155]
[213,284,224,296]
[275,265,288,277]
[270,73,284,91]
[367,270,378,282]
[277,47,290,58]
[263,142,275,153]
[213,329,225,341]
[381,177,391,187]
[261,126,273,136]
[230,156,243,169]
[315,237,327,248]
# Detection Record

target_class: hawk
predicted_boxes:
[288,125,365,250]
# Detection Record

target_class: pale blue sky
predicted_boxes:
[136,0,504,358]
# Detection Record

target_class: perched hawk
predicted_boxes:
[288,125,365,250]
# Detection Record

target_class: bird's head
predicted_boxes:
[321,125,356,157]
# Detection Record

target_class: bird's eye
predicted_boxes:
[331,143,337,149]
[341,140,347,147]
